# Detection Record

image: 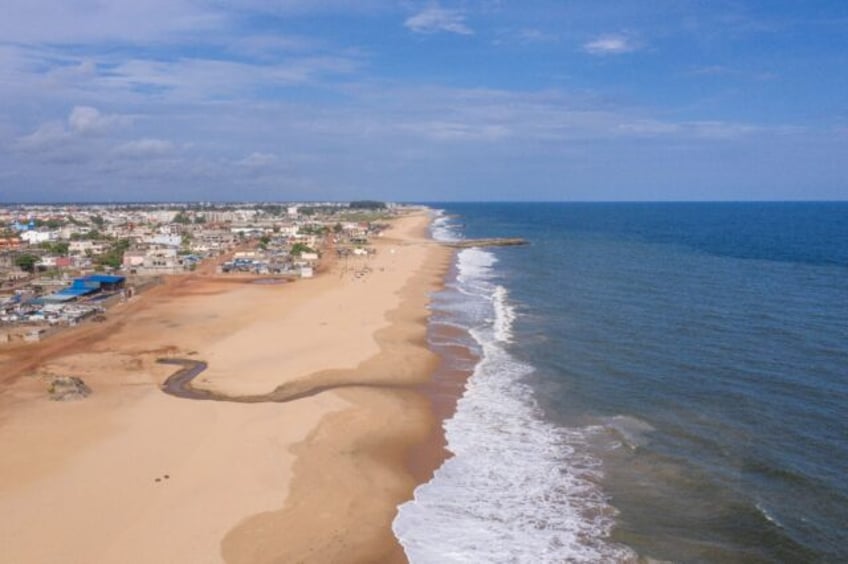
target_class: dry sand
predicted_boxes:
[0,209,452,564]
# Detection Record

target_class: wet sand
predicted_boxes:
[0,209,452,563]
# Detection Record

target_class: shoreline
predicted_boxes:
[405,260,480,486]
[0,208,453,563]
[220,213,454,563]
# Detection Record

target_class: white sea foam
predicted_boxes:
[431,209,460,242]
[491,285,515,343]
[604,415,656,450]
[756,502,784,529]
[394,243,635,563]
[456,247,498,284]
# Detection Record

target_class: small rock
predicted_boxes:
[48,377,92,401]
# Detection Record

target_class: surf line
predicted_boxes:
[157,358,413,403]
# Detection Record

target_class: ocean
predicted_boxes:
[393,202,848,563]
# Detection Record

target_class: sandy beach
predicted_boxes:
[0,209,452,563]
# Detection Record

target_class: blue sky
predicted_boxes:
[1,1,846,202]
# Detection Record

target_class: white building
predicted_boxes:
[145,234,182,247]
[21,230,57,244]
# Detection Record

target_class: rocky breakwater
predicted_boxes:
[443,238,529,249]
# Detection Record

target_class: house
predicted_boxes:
[69,240,108,256]
[145,234,182,248]
[122,247,183,274]
[142,248,182,273]
[0,237,22,250]
[21,230,57,244]
[36,256,58,268]
[122,250,146,270]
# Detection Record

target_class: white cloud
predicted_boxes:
[16,122,69,150]
[617,120,682,136]
[114,138,176,158]
[687,121,760,139]
[93,55,361,103]
[237,152,279,168]
[0,0,224,43]
[689,65,734,76]
[405,7,473,35]
[68,106,128,134]
[401,121,510,141]
[616,119,761,139]
[14,106,131,154]
[583,34,639,55]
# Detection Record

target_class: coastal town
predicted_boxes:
[0,202,451,563]
[0,201,395,345]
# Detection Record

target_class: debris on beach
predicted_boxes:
[47,376,92,401]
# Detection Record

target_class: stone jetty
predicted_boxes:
[442,238,529,249]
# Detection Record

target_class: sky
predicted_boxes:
[1,0,846,202]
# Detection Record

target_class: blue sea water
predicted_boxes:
[394,202,848,563]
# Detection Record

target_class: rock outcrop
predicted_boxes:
[48,376,92,401]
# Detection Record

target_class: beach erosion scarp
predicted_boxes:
[0,209,453,564]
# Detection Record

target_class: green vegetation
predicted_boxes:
[290,243,316,257]
[34,218,66,229]
[298,224,329,236]
[338,211,392,223]
[259,204,284,216]
[299,205,339,216]
[349,200,386,210]
[95,238,131,269]
[70,229,108,241]
[39,241,69,255]
[14,253,39,273]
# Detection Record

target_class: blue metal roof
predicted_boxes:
[84,274,125,284]
[40,293,78,302]
[58,286,97,296]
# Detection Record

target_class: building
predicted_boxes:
[38,274,126,303]
[21,230,57,244]
[0,238,22,250]
[69,240,108,256]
